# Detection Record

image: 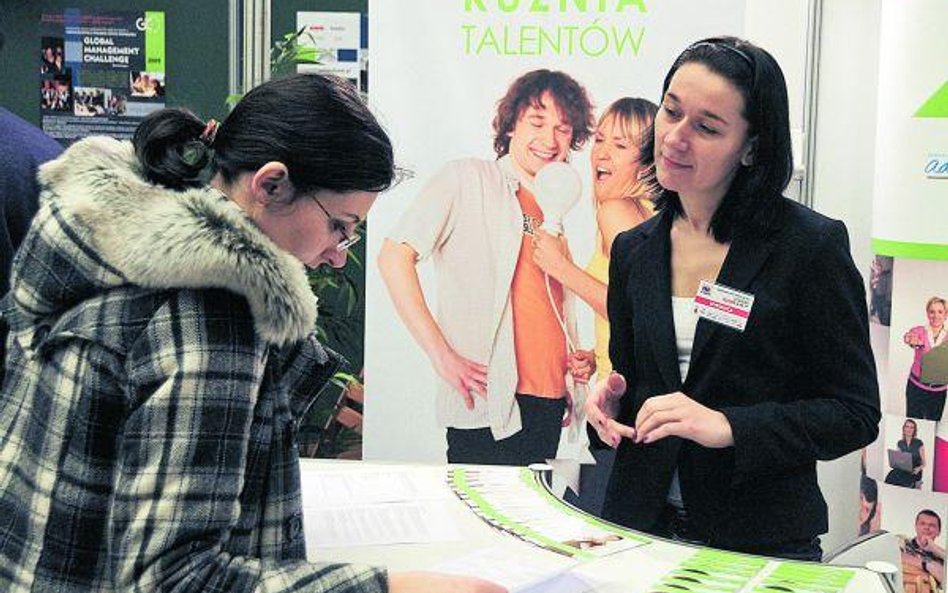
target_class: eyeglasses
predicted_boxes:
[312,198,361,252]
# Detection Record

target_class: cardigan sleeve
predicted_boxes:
[721,220,881,482]
[117,290,386,593]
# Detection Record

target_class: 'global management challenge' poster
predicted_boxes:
[40,10,166,144]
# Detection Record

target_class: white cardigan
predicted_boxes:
[388,156,580,440]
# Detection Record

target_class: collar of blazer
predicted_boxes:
[622,207,779,395]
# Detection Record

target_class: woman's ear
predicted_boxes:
[250,161,293,205]
[741,137,757,167]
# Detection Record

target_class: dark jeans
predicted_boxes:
[446,394,565,466]
[906,379,947,421]
[653,504,823,562]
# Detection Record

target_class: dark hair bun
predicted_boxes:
[133,108,211,190]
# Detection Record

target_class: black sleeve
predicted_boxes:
[721,221,881,481]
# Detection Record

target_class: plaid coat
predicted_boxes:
[0,137,387,593]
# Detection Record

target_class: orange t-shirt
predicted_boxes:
[511,186,568,399]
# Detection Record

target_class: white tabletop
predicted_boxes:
[300,459,893,593]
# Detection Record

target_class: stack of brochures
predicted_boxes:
[448,466,649,559]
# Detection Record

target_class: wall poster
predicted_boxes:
[39,9,166,145]
[363,0,747,464]
[859,3,948,593]
[296,11,366,92]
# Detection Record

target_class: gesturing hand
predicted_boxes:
[634,392,734,448]
[584,372,636,448]
[532,228,569,279]
[432,347,488,410]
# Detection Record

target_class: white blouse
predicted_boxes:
[668,296,700,509]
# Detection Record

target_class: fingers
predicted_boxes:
[457,384,475,410]
[638,418,684,444]
[570,365,592,384]
[634,392,689,443]
[606,371,627,397]
[460,358,488,399]
[592,417,635,448]
[447,362,486,409]
[583,372,635,446]
[568,355,593,383]
[635,408,682,442]
[610,419,637,441]
[586,399,635,447]
[632,393,734,448]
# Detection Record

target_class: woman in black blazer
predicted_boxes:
[584,37,880,560]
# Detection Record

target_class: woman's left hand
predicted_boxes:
[634,392,734,448]
[532,229,569,279]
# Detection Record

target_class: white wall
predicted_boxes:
[811,0,880,277]
[809,0,883,554]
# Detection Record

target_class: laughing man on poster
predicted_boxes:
[379,69,596,466]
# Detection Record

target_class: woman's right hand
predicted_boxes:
[904,329,923,348]
[431,346,488,410]
[584,372,636,447]
[389,571,507,593]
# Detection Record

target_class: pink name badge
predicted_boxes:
[693,280,755,332]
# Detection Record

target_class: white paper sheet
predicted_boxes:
[306,500,461,548]
[433,547,587,593]
[300,467,450,507]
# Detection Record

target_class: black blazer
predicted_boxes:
[601,198,880,550]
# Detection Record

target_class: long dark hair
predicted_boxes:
[641,36,793,241]
[133,74,395,196]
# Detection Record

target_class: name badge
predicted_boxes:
[693,280,754,332]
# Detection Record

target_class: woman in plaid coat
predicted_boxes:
[0,74,503,593]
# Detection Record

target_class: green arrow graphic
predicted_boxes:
[915,81,948,118]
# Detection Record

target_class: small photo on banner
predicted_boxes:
[869,255,894,327]
[881,414,935,493]
[858,466,882,537]
[885,259,948,421]
[933,422,948,494]
[878,485,946,593]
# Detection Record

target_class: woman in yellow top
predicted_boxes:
[533,97,658,378]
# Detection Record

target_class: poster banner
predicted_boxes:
[860,2,948,592]
[363,0,746,463]
[296,12,367,92]
[39,9,166,144]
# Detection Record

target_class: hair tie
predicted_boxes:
[200,118,219,146]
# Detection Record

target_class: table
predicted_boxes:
[300,459,895,593]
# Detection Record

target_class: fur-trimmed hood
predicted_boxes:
[9,136,317,346]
